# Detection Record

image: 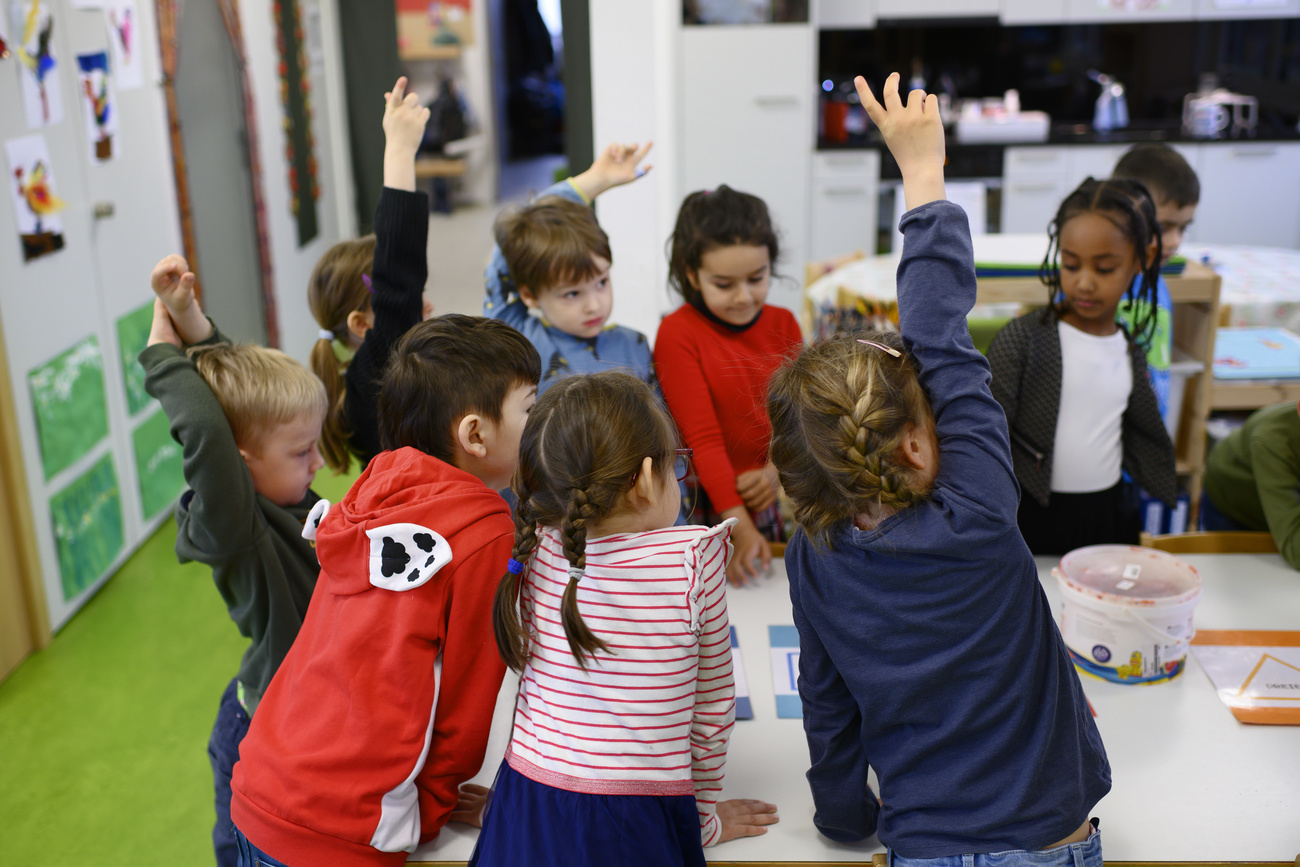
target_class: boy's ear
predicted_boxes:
[1145,236,1160,269]
[517,285,540,309]
[456,413,488,459]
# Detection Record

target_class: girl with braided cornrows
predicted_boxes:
[767,73,1109,866]
[988,177,1177,554]
[475,371,777,867]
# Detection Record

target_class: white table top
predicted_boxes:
[413,553,1300,865]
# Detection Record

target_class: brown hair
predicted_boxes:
[667,184,779,306]
[307,236,375,473]
[1112,143,1200,209]
[767,332,934,549]
[494,195,611,295]
[493,372,678,672]
[188,342,327,452]
[378,314,540,462]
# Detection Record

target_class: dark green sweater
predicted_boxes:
[1204,400,1300,569]
[140,329,320,714]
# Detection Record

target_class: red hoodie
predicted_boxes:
[231,448,512,867]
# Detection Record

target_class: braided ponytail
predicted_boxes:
[559,487,608,669]
[493,487,541,672]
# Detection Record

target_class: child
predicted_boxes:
[1202,400,1300,568]
[229,315,541,866]
[654,185,803,585]
[140,256,326,867]
[1112,142,1201,421]
[987,176,1178,555]
[766,72,1109,864]
[474,371,778,866]
[484,141,655,393]
[308,76,435,472]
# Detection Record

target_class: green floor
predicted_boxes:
[0,466,359,865]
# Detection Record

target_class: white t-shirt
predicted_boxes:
[1051,321,1132,493]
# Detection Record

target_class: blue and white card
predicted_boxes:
[730,626,753,720]
[768,625,802,719]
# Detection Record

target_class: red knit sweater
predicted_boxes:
[654,304,803,514]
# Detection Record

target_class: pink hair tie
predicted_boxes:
[857,338,901,358]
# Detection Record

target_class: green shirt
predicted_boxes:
[1204,401,1300,569]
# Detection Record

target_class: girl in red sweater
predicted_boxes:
[654,186,804,585]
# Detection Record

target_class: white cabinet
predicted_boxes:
[1001,0,1067,23]
[1195,142,1300,248]
[681,25,815,314]
[1067,0,1197,22]
[810,151,880,262]
[818,0,877,27]
[1195,0,1300,18]
[1002,147,1071,234]
[876,0,999,16]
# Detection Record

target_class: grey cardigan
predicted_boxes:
[987,308,1178,509]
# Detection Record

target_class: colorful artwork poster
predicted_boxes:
[115,298,154,415]
[132,408,183,520]
[274,0,319,247]
[5,134,65,261]
[395,0,473,51]
[76,51,116,161]
[28,334,109,481]
[104,0,140,90]
[49,453,123,602]
[11,0,63,127]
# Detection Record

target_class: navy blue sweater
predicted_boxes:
[785,201,1110,858]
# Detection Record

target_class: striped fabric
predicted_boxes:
[506,519,737,846]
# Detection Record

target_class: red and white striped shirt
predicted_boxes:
[506,519,737,846]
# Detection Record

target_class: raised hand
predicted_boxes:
[717,798,780,843]
[855,72,945,211]
[149,254,212,344]
[571,141,654,201]
[382,76,431,192]
[146,298,182,349]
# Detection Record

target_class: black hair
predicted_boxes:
[667,185,779,306]
[1113,143,1200,208]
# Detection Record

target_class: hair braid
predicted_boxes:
[559,487,608,669]
[493,487,541,672]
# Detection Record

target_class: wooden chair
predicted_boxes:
[1139,530,1279,555]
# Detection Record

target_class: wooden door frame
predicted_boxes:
[155,0,281,347]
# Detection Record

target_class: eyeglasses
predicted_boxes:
[673,448,693,481]
[674,448,699,522]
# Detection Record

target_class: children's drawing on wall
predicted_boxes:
[77,51,116,161]
[131,408,184,521]
[0,9,10,60]
[11,0,63,127]
[5,133,66,261]
[27,334,110,481]
[115,299,155,415]
[104,0,140,90]
[49,453,124,602]
[396,0,473,52]
[274,0,319,246]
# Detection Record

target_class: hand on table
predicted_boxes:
[717,798,779,843]
[736,463,780,512]
[723,508,772,587]
[447,783,489,827]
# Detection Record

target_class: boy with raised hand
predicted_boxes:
[484,141,656,393]
[230,314,541,867]
[1112,142,1202,423]
[140,255,327,867]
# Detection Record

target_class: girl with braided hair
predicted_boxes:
[767,73,1109,866]
[476,371,778,866]
[987,177,1177,555]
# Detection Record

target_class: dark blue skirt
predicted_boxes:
[469,760,708,867]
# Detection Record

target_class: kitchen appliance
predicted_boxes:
[1089,70,1129,133]
[1182,89,1258,139]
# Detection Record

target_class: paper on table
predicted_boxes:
[1190,630,1300,725]
[769,625,802,719]
[730,626,753,720]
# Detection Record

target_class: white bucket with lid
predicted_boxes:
[1053,545,1201,685]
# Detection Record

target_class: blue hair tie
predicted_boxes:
[506,558,524,575]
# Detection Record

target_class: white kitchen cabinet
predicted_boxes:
[1067,0,1198,22]
[681,25,815,314]
[1002,147,1070,234]
[876,0,1000,16]
[810,151,880,262]
[1001,0,1067,23]
[1195,0,1300,19]
[1195,142,1300,248]
[818,0,877,28]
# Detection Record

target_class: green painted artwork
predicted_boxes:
[49,453,124,602]
[132,409,184,520]
[116,300,156,415]
[28,335,109,480]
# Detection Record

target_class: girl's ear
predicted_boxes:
[346,309,374,344]
[627,456,657,506]
[685,268,701,292]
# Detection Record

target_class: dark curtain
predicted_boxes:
[338,0,401,235]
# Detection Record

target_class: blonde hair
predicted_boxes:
[188,343,327,453]
[494,196,611,294]
[493,372,678,672]
[307,236,375,473]
[767,332,935,548]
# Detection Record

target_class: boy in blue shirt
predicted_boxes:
[484,142,656,393]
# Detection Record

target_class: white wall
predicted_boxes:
[588,0,681,344]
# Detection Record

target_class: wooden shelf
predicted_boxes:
[414,157,467,179]
[1209,379,1300,410]
[398,44,462,61]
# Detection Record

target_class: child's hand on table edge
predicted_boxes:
[718,798,780,843]
[724,509,772,587]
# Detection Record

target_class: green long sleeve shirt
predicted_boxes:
[1204,401,1300,569]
